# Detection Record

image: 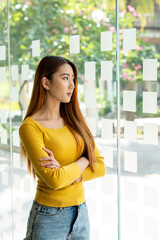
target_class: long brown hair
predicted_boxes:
[20,55,97,180]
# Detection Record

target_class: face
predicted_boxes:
[43,63,75,103]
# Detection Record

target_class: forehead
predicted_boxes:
[57,63,74,74]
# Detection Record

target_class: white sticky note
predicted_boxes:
[32,40,40,57]
[12,87,19,102]
[125,211,137,232]
[124,181,137,202]
[0,45,6,60]
[23,177,31,193]
[144,216,158,239]
[0,67,6,81]
[1,171,8,186]
[85,62,96,81]
[102,203,113,223]
[21,65,29,80]
[11,65,18,81]
[84,89,97,108]
[0,109,7,123]
[85,117,96,136]
[13,152,21,168]
[102,176,113,196]
[144,186,158,209]
[144,123,158,145]
[143,92,157,114]
[124,120,137,141]
[143,59,157,81]
[70,35,80,54]
[1,127,7,144]
[101,146,113,168]
[101,119,113,139]
[14,174,21,189]
[14,197,22,213]
[124,150,137,173]
[101,61,113,81]
[101,31,112,51]
[123,90,136,112]
[13,129,20,147]
[123,28,136,50]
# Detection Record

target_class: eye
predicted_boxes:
[63,77,75,82]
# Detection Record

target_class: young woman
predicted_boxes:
[19,55,106,240]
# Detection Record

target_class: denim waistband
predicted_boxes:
[33,199,86,209]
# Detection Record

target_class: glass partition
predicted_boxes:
[0,0,160,239]
[119,1,160,239]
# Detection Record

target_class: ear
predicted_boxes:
[41,77,50,90]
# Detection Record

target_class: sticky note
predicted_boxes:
[102,203,113,223]
[101,31,112,51]
[101,119,113,139]
[13,129,20,146]
[12,87,19,102]
[144,216,158,239]
[23,177,31,193]
[102,176,113,196]
[143,92,157,114]
[85,117,96,136]
[144,123,158,145]
[124,181,137,202]
[101,146,113,168]
[13,152,21,168]
[101,61,113,81]
[0,45,6,60]
[32,40,40,57]
[144,186,158,208]
[14,174,21,189]
[21,65,29,80]
[11,65,18,81]
[143,59,157,81]
[123,90,136,112]
[125,211,137,232]
[124,150,137,173]
[0,109,7,123]
[85,62,96,81]
[1,127,7,144]
[124,120,137,141]
[14,197,22,213]
[84,89,97,108]
[0,67,6,81]
[123,28,136,50]
[70,35,80,54]
[1,171,8,186]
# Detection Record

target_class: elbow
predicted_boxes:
[49,181,64,191]
[47,181,61,190]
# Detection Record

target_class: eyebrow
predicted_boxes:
[60,73,75,77]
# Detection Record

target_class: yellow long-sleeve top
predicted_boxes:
[19,116,106,207]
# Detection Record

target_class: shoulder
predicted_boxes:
[19,117,43,135]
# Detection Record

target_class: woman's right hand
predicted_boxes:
[40,147,61,169]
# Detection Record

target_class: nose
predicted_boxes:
[69,78,75,90]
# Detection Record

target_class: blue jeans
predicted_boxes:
[23,200,90,240]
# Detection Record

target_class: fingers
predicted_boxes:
[42,147,54,157]
[45,165,60,169]
[41,161,60,167]
[40,158,60,168]
[40,157,60,166]
[40,157,55,161]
